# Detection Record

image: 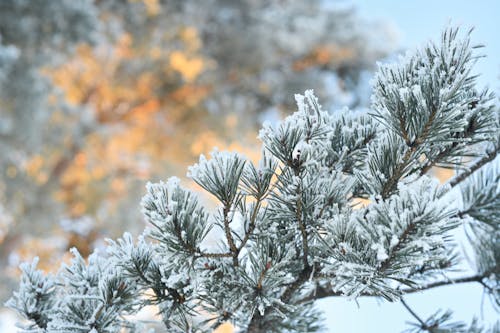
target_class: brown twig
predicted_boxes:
[446,145,499,189]
[401,298,430,330]
[295,274,487,304]
[222,204,239,266]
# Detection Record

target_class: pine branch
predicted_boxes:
[378,220,417,272]
[246,264,314,333]
[380,147,415,198]
[447,145,500,189]
[296,187,310,269]
[237,199,263,253]
[380,104,440,199]
[172,216,200,255]
[222,203,239,266]
[247,311,265,333]
[282,264,315,303]
[401,298,431,331]
[198,252,233,259]
[399,274,487,295]
[419,141,460,176]
[295,273,489,304]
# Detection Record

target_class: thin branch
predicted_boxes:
[256,261,272,291]
[172,219,199,256]
[246,311,265,333]
[477,279,495,295]
[399,274,485,294]
[246,263,314,332]
[381,104,439,198]
[379,221,417,272]
[296,192,309,269]
[289,156,310,269]
[401,297,430,330]
[447,145,499,189]
[222,204,239,266]
[281,265,314,303]
[419,142,460,176]
[197,252,233,259]
[246,177,313,332]
[315,196,336,221]
[295,274,487,304]
[381,147,415,199]
[339,131,377,174]
[237,200,263,252]
[377,206,471,277]
[200,197,265,261]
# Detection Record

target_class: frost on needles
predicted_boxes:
[6,27,500,333]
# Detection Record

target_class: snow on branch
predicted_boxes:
[7,26,499,333]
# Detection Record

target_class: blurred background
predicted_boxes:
[0,0,498,331]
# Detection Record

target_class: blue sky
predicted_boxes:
[319,1,499,332]
[357,0,500,88]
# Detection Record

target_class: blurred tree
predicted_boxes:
[0,0,396,302]
[0,0,100,294]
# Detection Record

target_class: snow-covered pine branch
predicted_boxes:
[7,27,499,333]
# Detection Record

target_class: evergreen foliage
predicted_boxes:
[7,27,500,333]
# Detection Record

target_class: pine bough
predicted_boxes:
[6,27,500,333]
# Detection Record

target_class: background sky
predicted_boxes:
[320,1,499,332]
[357,0,500,88]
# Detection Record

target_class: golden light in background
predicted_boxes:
[433,168,455,184]
[213,322,233,333]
